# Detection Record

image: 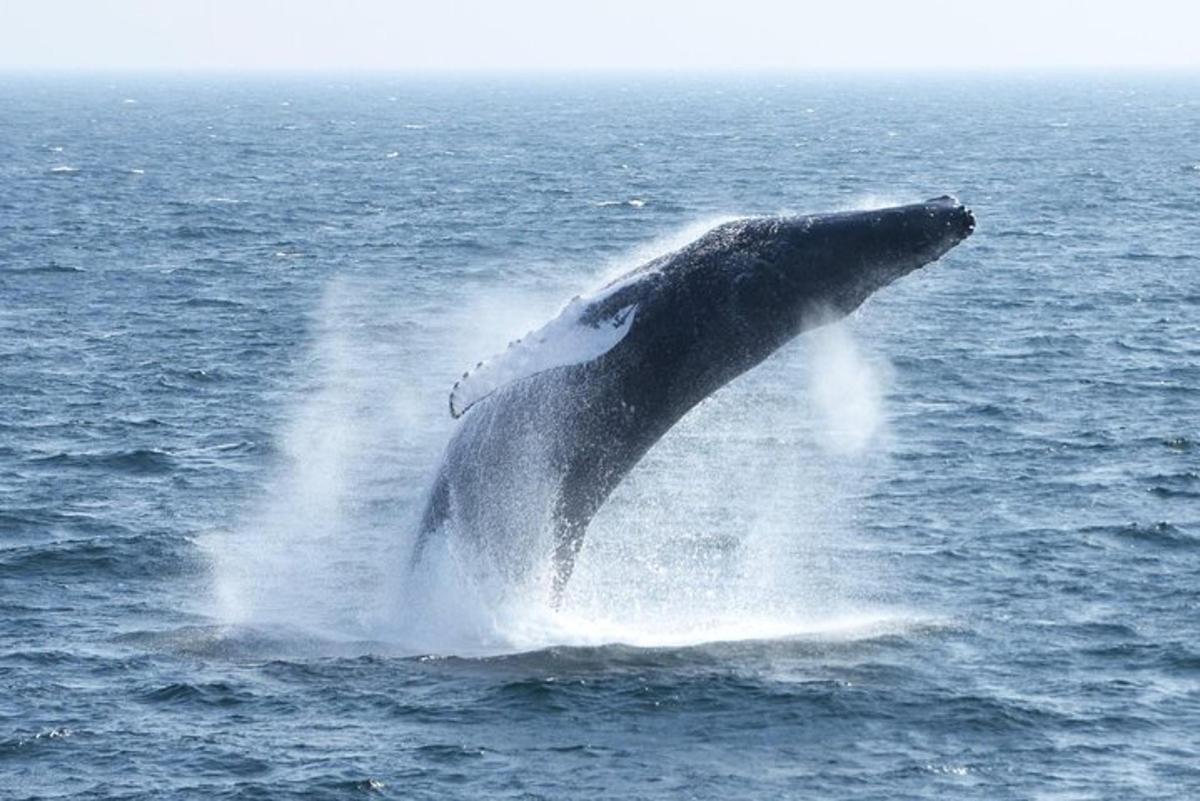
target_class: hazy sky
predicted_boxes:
[2,0,1197,72]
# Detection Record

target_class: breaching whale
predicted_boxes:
[416,196,975,603]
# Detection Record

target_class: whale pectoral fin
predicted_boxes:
[449,298,638,418]
[550,518,588,609]
[448,272,658,419]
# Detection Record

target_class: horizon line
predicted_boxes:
[3,65,1199,78]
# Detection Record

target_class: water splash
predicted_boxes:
[557,315,893,652]
[807,320,891,455]
[202,278,428,639]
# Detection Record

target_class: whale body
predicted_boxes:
[417,197,975,603]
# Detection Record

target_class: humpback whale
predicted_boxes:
[417,196,975,603]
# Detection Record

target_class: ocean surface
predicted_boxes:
[1,74,1198,799]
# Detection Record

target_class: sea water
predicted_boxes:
[1,74,1198,798]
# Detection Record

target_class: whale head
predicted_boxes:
[614,196,974,409]
[711,196,974,355]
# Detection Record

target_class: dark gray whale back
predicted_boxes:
[417,197,975,602]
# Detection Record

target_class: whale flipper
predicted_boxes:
[450,294,639,418]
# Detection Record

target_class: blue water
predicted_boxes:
[2,74,1199,799]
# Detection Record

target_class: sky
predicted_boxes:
[1,0,1197,72]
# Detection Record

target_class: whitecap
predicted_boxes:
[49,165,79,174]
[385,151,399,159]
[595,199,647,208]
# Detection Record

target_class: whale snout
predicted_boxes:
[925,195,976,242]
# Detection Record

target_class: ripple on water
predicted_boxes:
[1084,521,1198,549]
[139,681,255,708]
[0,534,191,580]
[24,448,176,476]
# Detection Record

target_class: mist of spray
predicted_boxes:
[807,318,891,455]
[202,279,429,639]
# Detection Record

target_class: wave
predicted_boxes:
[0,533,188,580]
[1146,470,1200,499]
[6,263,84,274]
[0,728,72,758]
[139,681,253,708]
[1161,436,1194,452]
[26,448,176,475]
[181,297,249,310]
[172,224,258,240]
[594,199,647,208]
[991,229,1063,240]
[1083,521,1197,549]
[0,508,132,539]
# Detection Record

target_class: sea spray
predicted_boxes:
[203,278,432,638]
[564,319,892,645]
[807,319,891,455]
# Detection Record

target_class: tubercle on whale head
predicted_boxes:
[920,195,976,246]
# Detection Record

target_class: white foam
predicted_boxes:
[595,198,647,208]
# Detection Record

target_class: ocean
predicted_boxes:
[1,73,1198,799]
